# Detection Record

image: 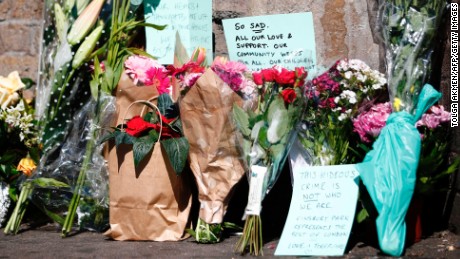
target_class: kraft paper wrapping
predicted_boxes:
[179,68,246,224]
[104,74,192,241]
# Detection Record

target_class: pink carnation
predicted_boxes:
[415,105,451,129]
[353,102,392,143]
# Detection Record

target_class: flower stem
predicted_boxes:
[3,181,34,235]
[234,215,263,256]
[61,120,97,237]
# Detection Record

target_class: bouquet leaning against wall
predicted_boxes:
[171,48,251,243]
[356,0,447,255]
[233,66,307,256]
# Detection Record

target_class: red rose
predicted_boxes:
[295,67,307,80]
[252,71,263,85]
[281,88,297,104]
[125,116,159,137]
[275,68,295,85]
[261,68,275,82]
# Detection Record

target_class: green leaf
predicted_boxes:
[20,78,35,90]
[232,104,251,137]
[133,135,155,167]
[266,99,290,144]
[43,208,65,225]
[31,178,70,188]
[161,137,189,175]
[356,208,369,223]
[137,22,167,31]
[115,131,135,146]
[158,94,174,115]
[98,130,117,145]
[257,126,270,150]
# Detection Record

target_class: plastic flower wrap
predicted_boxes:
[4,0,166,236]
[356,0,447,255]
[296,59,387,167]
[354,103,458,196]
[173,52,249,243]
[233,65,307,256]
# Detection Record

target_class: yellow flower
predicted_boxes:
[393,97,403,112]
[17,157,37,177]
[0,71,25,109]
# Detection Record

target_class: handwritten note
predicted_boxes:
[275,164,359,256]
[222,13,316,72]
[144,0,212,64]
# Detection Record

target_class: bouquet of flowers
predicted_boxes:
[171,50,251,243]
[354,103,458,197]
[233,65,307,256]
[296,59,387,167]
[356,0,447,255]
[4,0,166,236]
[0,71,39,228]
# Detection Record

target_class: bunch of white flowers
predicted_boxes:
[0,100,38,147]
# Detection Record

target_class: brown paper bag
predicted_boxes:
[104,75,192,241]
[179,68,246,224]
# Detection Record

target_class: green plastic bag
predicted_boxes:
[357,84,441,256]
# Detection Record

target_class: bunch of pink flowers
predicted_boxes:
[353,102,451,143]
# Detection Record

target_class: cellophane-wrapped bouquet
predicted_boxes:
[4,0,166,236]
[233,66,307,256]
[356,0,448,255]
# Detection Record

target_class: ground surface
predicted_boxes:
[1,224,459,258]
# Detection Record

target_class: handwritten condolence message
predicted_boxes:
[223,13,317,72]
[275,164,359,256]
[144,0,212,64]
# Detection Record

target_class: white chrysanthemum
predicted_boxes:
[1,183,11,227]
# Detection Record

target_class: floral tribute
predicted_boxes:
[0,71,39,228]
[299,58,387,166]
[233,65,307,256]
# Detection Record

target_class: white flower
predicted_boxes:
[356,73,367,82]
[344,71,353,79]
[338,113,348,121]
[340,90,357,104]
[336,60,349,71]
[334,96,340,103]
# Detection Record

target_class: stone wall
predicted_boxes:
[0,0,43,79]
[0,0,381,80]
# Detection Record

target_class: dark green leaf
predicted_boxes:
[20,78,35,89]
[133,135,155,167]
[158,93,174,115]
[115,131,135,146]
[98,130,117,144]
[137,22,167,31]
[257,126,270,150]
[161,137,189,175]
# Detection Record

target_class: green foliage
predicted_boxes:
[161,137,189,175]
